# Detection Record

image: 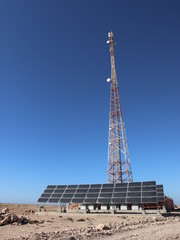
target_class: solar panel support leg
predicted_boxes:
[142,205,146,214]
[111,206,116,214]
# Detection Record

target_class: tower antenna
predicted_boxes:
[107,32,133,183]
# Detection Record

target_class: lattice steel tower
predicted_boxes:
[107,32,133,183]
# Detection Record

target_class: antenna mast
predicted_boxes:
[107,32,133,183]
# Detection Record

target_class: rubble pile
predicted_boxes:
[0,208,29,226]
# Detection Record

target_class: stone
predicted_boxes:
[96,224,111,231]
[10,213,18,223]
[0,215,11,226]
[1,207,9,214]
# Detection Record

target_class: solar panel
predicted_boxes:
[114,188,127,192]
[129,182,141,187]
[63,193,74,198]
[54,189,65,193]
[68,185,78,189]
[127,192,141,197]
[64,189,76,193]
[57,185,67,189]
[103,183,114,188]
[76,189,88,193]
[87,193,99,198]
[142,197,157,203]
[113,192,126,198]
[88,188,101,193]
[111,198,126,203]
[38,181,164,205]
[38,198,48,203]
[156,185,164,203]
[79,184,90,188]
[127,198,141,203]
[101,188,113,193]
[115,183,128,188]
[49,198,59,203]
[61,198,71,203]
[98,198,111,203]
[47,185,56,189]
[41,194,51,198]
[51,194,62,198]
[72,198,84,203]
[84,198,97,203]
[142,181,156,186]
[128,187,141,192]
[100,193,112,198]
[44,189,54,193]
[90,184,102,188]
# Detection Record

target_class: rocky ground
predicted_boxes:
[0,204,180,240]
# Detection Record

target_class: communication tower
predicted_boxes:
[107,32,133,183]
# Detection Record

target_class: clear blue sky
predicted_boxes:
[0,0,180,204]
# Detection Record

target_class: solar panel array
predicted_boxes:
[38,181,165,205]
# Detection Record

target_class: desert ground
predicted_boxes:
[0,203,180,240]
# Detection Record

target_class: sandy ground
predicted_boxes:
[0,203,180,240]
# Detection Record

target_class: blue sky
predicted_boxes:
[0,0,180,204]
